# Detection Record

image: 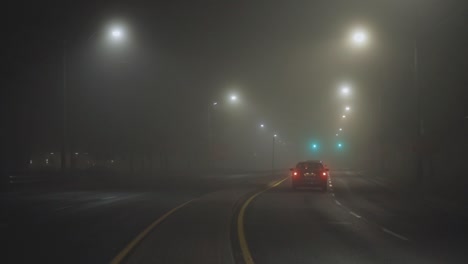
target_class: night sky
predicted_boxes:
[2,0,468,170]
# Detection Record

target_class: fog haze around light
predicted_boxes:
[2,2,468,262]
[2,0,468,171]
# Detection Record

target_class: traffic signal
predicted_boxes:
[310,143,319,152]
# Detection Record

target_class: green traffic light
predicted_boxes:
[309,141,320,152]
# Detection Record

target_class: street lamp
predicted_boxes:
[345,106,351,111]
[107,25,127,43]
[339,128,343,131]
[61,23,128,176]
[272,134,278,173]
[230,94,238,102]
[111,29,122,38]
[260,124,265,128]
[342,115,346,119]
[351,28,368,46]
[341,85,351,95]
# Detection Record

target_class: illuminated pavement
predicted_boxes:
[2,171,466,263]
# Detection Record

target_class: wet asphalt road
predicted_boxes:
[2,171,467,263]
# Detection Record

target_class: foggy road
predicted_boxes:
[3,1,468,263]
[2,172,281,264]
[4,171,465,263]
[244,172,467,264]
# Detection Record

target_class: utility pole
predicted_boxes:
[209,105,216,169]
[61,40,68,176]
[414,43,424,185]
[271,135,276,173]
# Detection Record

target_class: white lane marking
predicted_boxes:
[55,205,72,211]
[349,211,362,218]
[102,196,117,200]
[382,228,410,241]
[330,175,410,242]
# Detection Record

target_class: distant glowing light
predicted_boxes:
[45,158,49,164]
[351,29,368,46]
[50,152,54,155]
[342,115,346,119]
[345,106,350,111]
[260,124,265,128]
[341,85,351,95]
[213,102,218,106]
[339,128,343,131]
[112,29,122,38]
[75,152,79,155]
[336,133,339,136]
[230,95,238,101]
[30,160,33,164]
[274,134,278,137]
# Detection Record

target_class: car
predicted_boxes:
[290,160,329,191]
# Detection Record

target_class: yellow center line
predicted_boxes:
[237,177,289,264]
[110,199,194,264]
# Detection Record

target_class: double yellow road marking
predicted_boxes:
[111,176,288,264]
[237,177,288,264]
[110,199,194,264]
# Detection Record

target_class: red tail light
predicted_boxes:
[322,172,327,176]
[293,171,298,176]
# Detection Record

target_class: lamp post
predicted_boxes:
[272,134,277,173]
[61,41,68,175]
[61,25,126,176]
[347,26,424,183]
[208,93,240,168]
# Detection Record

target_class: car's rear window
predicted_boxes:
[296,162,323,171]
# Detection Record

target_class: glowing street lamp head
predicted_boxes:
[341,86,350,95]
[351,29,368,46]
[112,29,122,38]
[260,124,265,128]
[106,25,127,43]
[339,128,343,131]
[230,94,238,102]
[109,26,125,41]
[345,106,351,111]
[342,115,346,119]
[273,134,278,138]
[213,102,218,106]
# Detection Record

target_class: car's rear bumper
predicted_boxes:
[292,177,327,186]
